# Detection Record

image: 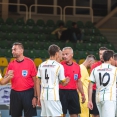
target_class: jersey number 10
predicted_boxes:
[99,72,110,86]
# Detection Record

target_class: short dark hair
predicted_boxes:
[86,54,96,60]
[48,44,60,56]
[114,53,117,60]
[99,47,108,51]
[12,42,24,49]
[72,22,77,27]
[103,50,114,62]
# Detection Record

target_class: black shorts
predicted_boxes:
[89,90,99,115]
[59,89,81,115]
[10,88,37,117]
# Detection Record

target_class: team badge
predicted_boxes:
[22,70,28,77]
[74,74,78,80]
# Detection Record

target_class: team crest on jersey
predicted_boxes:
[22,70,28,77]
[74,74,78,80]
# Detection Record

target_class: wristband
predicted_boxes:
[33,96,38,99]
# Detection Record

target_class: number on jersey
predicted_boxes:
[45,69,49,83]
[99,72,110,86]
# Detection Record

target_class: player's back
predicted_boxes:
[93,63,117,102]
[39,59,64,100]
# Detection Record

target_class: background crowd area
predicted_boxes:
[0,18,116,77]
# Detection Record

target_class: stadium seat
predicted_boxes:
[16,33,26,42]
[5,33,15,41]
[5,49,12,58]
[31,26,40,33]
[0,25,9,32]
[11,25,20,33]
[21,25,30,33]
[76,43,85,51]
[85,21,94,28]
[66,20,72,28]
[37,34,46,42]
[0,18,4,25]
[5,18,14,25]
[46,20,55,27]
[36,19,45,27]
[65,42,75,49]
[85,43,96,51]
[77,21,84,28]
[34,58,43,67]
[10,58,15,62]
[26,33,36,41]
[0,57,8,67]
[16,18,25,26]
[26,19,35,26]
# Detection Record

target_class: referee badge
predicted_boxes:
[74,74,78,80]
[22,70,28,77]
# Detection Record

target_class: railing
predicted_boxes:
[0,3,28,20]
[63,6,93,23]
[29,4,62,20]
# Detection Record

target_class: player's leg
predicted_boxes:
[22,88,37,117]
[96,102,102,117]
[59,89,68,117]
[68,90,80,117]
[44,100,63,116]
[89,90,99,117]
[102,101,116,117]
[10,89,23,117]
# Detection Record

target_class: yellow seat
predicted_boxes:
[78,59,85,65]
[10,58,15,62]
[34,58,43,67]
[3,67,7,77]
[0,57,8,67]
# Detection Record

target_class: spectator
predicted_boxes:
[79,55,96,117]
[51,22,71,42]
[71,22,83,43]
[59,47,86,117]
[5,42,37,117]
[51,22,67,39]
[36,44,70,116]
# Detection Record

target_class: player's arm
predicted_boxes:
[0,70,14,85]
[88,69,96,110]
[60,77,70,86]
[36,65,41,106]
[59,65,70,86]
[77,79,86,103]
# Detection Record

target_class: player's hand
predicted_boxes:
[7,70,14,75]
[37,98,41,107]
[66,76,70,83]
[88,101,93,110]
[32,97,37,108]
[81,94,86,103]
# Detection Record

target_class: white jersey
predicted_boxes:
[89,63,117,102]
[37,60,65,101]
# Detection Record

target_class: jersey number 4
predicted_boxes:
[45,69,49,83]
[99,72,110,86]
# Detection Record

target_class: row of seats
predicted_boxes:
[0,25,101,36]
[0,32,109,44]
[0,49,100,59]
[0,18,94,28]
